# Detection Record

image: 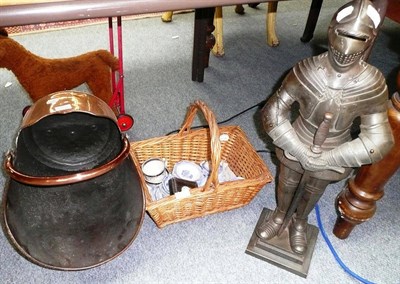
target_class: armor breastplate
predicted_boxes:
[287,54,388,147]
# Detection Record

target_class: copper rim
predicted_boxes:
[21,91,118,129]
[4,137,130,186]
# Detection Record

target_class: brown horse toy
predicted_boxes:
[0,28,119,104]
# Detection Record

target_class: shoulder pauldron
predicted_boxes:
[291,58,388,130]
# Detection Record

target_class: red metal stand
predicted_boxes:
[108,16,134,132]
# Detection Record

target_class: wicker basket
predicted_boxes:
[130,100,273,228]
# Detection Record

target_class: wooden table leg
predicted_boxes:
[333,92,400,239]
[161,11,173,22]
[301,0,323,42]
[266,1,279,47]
[192,7,215,82]
[212,7,224,57]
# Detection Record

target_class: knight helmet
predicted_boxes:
[327,0,387,67]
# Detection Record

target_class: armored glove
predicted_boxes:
[315,112,394,169]
[269,120,330,172]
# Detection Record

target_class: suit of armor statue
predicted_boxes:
[257,0,394,254]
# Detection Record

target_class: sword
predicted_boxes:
[276,112,333,237]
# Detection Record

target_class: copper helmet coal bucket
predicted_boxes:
[2,91,145,270]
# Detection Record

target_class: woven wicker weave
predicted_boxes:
[130,100,273,228]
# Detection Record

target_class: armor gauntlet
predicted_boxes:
[262,88,314,168]
[323,112,394,168]
[268,120,309,159]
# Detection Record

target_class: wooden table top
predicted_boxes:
[0,0,278,27]
[1,0,67,5]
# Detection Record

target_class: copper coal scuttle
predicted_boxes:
[1,91,145,270]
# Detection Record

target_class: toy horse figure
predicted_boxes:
[0,28,119,104]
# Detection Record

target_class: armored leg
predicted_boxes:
[256,163,302,240]
[290,177,329,254]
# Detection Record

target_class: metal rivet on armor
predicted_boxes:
[370,149,375,153]
[269,123,274,127]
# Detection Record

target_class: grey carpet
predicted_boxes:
[0,1,399,283]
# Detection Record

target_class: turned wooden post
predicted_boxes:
[333,91,400,239]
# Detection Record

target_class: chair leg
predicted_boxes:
[161,11,173,22]
[248,3,260,9]
[235,4,245,15]
[192,7,216,82]
[301,0,323,42]
[212,7,224,57]
[266,1,279,47]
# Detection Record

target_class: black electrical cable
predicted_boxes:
[256,149,276,156]
[165,99,266,136]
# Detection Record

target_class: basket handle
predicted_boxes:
[4,137,130,187]
[178,100,221,191]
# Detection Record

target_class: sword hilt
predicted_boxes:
[311,112,333,154]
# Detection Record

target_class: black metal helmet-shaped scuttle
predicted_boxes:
[2,91,145,270]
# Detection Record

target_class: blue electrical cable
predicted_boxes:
[314,204,375,284]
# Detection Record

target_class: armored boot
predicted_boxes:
[289,178,329,254]
[256,208,286,240]
[289,218,309,255]
[257,165,301,240]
